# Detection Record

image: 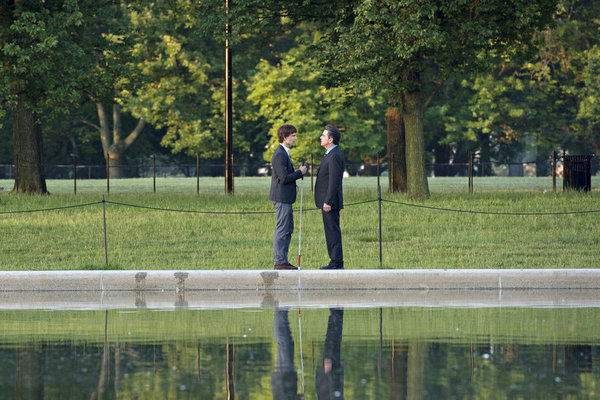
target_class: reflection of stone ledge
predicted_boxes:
[0,269,599,310]
[1,269,600,291]
[0,289,599,310]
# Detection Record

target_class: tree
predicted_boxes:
[318,0,557,199]
[247,27,386,167]
[0,0,99,193]
[446,0,600,174]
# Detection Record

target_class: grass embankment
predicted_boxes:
[0,177,599,270]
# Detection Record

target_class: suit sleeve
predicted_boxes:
[272,151,302,184]
[325,152,343,205]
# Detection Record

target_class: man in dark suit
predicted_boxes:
[314,125,344,270]
[270,124,307,270]
[316,308,344,399]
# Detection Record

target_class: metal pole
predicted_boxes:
[389,153,394,193]
[377,153,380,189]
[152,155,156,193]
[196,153,200,195]
[224,0,234,194]
[468,151,473,194]
[310,153,314,192]
[73,155,77,195]
[552,151,556,192]
[15,153,18,192]
[103,195,108,266]
[585,156,591,192]
[562,150,566,192]
[298,160,305,269]
[378,184,383,268]
[106,153,110,194]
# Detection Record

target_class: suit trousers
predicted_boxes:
[322,209,343,267]
[273,201,294,265]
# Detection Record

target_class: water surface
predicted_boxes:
[1,306,599,399]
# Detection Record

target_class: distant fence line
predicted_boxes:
[1,154,597,180]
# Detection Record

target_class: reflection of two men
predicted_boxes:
[271,307,344,400]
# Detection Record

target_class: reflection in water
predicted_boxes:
[272,308,299,399]
[316,308,344,400]
[1,307,600,399]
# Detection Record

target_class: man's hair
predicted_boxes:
[277,124,297,143]
[324,125,341,145]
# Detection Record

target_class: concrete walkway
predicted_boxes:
[1,269,599,310]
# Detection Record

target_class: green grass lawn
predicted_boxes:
[1,176,599,270]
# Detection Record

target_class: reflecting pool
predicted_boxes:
[1,306,599,399]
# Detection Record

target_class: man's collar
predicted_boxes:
[280,143,291,154]
[325,144,338,154]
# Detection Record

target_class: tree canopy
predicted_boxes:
[3,0,599,196]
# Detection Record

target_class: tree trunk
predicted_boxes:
[107,151,124,179]
[386,105,407,193]
[97,102,145,179]
[12,93,48,194]
[402,90,430,200]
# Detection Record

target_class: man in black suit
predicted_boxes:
[270,124,307,270]
[314,125,344,270]
[316,308,344,399]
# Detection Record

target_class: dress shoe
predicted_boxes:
[274,263,299,270]
[319,264,344,270]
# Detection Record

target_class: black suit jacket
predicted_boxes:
[269,145,303,204]
[314,146,344,210]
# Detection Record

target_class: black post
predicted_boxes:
[389,153,394,193]
[584,156,591,192]
[106,153,110,194]
[152,155,156,193]
[102,194,108,266]
[562,150,566,192]
[468,151,473,194]
[310,153,314,192]
[196,153,200,195]
[378,184,383,268]
[377,152,380,189]
[14,153,18,192]
[224,0,234,194]
[552,151,556,192]
[73,155,77,195]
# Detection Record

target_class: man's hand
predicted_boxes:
[299,165,307,175]
[323,203,331,212]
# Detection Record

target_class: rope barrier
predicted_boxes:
[381,198,600,216]
[0,197,598,216]
[104,200,275,215]
[0,201,102,214]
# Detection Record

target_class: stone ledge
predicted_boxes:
[1,269,599,291]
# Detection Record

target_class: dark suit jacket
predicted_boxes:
[270,145,303,204]
[315,146,344,210]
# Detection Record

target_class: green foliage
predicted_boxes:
[248,27,386,163]
[0,0,103,119]
[114,3,223,159]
